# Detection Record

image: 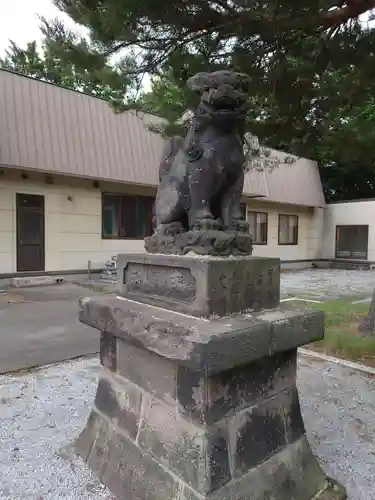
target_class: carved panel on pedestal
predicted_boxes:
[123,263,196,303]
[211,263,279,314]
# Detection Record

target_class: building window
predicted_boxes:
[102,194,154,239]
[335,225,368,260]
[240,203,247,220]
[248,211,268,245]
[278,214,298,245]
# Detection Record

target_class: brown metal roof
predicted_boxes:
[247,150,326,207]
[0,69,325,207]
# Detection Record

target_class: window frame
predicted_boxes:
[240,203,247,220]
[335,224,369,260]
[247,210,268,245]
[278,214,299,246]
[101,192,154,240]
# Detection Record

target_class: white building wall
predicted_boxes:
[0,183,15,274]
[0,170,321,275]
[322,200,375,260]
[245,200,322,262]
[0,172,146,274]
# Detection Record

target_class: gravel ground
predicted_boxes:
[0,357,114,500]
[299,356,375,500]
[281,269,375,300]
[1,355,374,500]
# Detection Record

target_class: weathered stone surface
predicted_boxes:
[117,253,280,317]
[84,338,310,495]
[76,410,345,500]
[207,432,232,493]
[231,388,304,478]
[284,387,306,444]
[77,410,182,500]
[103,436,181,500]
[94,373,142,440]
[116,340,296,424]
[133,384,308,494]
[117,340,177,406]
[317,481,347,500]
[75,409,102,462]
[208,437,343,500]
[86,416,112,479]
[100,331,116,371]
[137,397,210,493]
[235,402,286,474]
[177,350,296,423]
[137,397,232,493]
[79,296,324,374]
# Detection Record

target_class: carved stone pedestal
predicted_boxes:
[76,254,346,500]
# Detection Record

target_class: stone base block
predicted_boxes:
[77,277,346,500]
[75,331,346,500]
[76,409,345,500]
[10,275,65,287]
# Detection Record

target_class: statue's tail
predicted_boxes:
[158,136,184,181]
[152,136,185,230]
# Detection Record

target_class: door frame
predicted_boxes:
[16,193,46,272]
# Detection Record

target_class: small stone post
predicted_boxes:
[359,287,375,335]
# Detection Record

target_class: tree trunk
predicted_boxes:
[359,288,375,336]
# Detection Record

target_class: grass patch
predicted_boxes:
[304,299,375,366]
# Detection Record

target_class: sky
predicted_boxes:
[0,0,153,91]
[0,0,78,56]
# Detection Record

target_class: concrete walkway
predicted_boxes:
[0,284,104,374]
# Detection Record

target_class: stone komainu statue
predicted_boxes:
[145,71,253,256]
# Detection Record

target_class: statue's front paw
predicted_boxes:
[192,217,222,231]
[229,220,250,233]
[156,222,185,236]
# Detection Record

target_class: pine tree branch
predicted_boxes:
[48,0,375,77]
[322,0,375,28]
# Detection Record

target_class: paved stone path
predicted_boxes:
[0,356,374,500]
[281,269,375,300]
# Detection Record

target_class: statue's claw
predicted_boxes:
[228,219,250,233]
[192,217,222,232]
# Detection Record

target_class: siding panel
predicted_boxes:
[36,79,54,171]
[6,74,21,166]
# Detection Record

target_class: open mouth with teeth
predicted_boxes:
[186,72,251,128]
[201,85,248,115]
